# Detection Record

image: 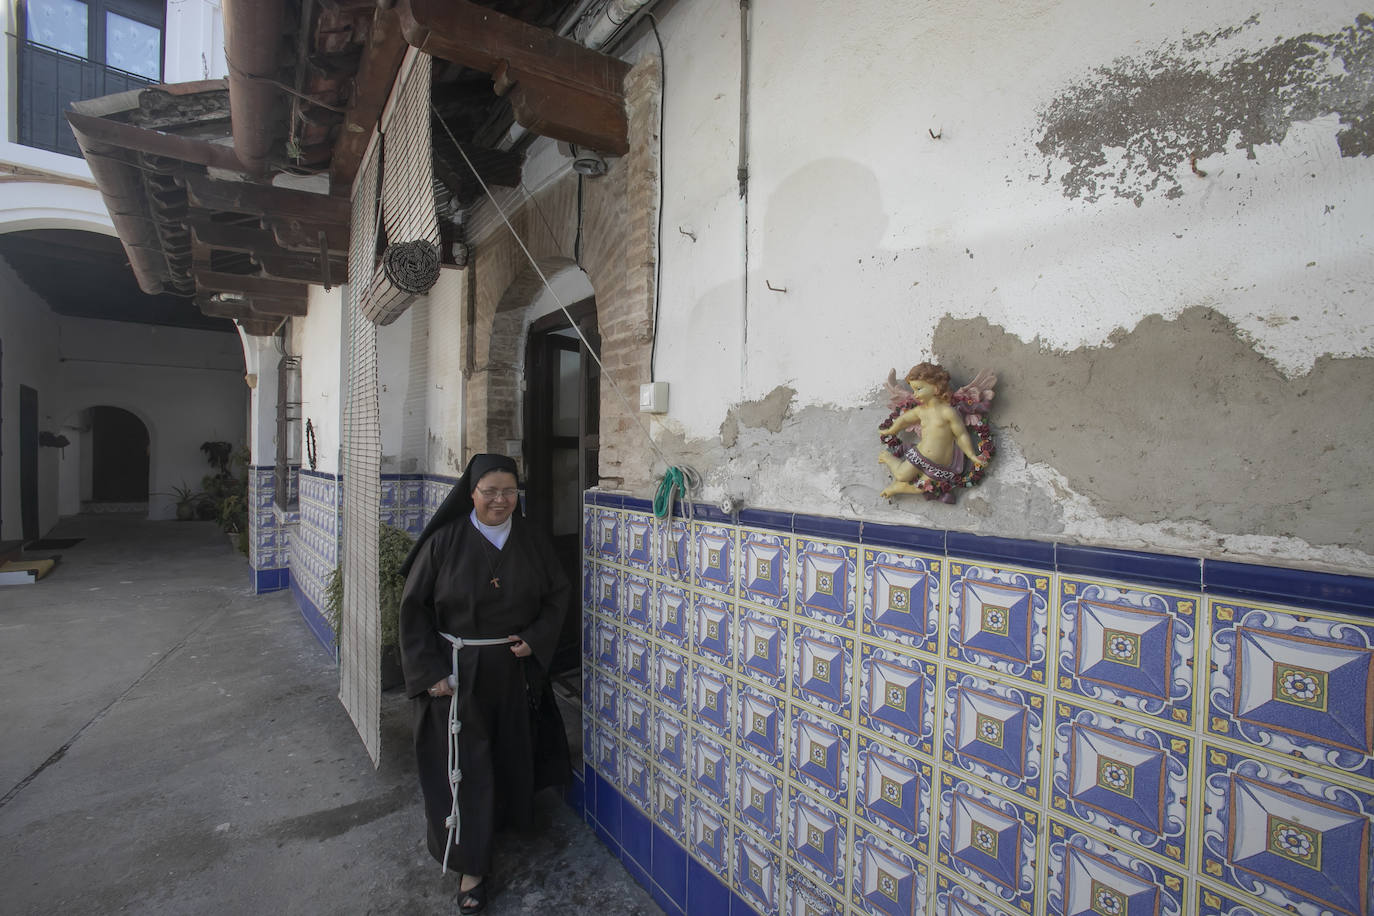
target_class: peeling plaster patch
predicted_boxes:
[932,308,1374,556]
[718,385,795,447]
[1036,14,1374,204]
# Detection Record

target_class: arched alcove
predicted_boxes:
[80,405,150,509]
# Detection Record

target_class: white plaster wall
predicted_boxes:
[650,0,1374,425]
[424,270,467,475]
[0,257,60,539]
[56,316,245,520]
[165,0,227,83]
[294,285,345,475]
[375,305,417,472]
[627,0,1374,568]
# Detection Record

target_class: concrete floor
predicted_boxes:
[0,515,660,915]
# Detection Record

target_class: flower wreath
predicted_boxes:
[879,400,996,501]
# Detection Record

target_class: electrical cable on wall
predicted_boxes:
[431,100,700,518]
[646,13,666,383]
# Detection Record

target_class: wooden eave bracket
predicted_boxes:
[396,0,631,156]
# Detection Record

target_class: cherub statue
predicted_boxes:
[877,362,996,503]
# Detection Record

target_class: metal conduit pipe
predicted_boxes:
[223,0,289,175]
[574,0,654,50]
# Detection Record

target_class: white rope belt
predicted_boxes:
[438,632,511,875]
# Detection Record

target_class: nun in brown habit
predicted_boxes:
[398,453,571,914]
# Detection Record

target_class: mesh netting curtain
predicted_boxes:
[340,125,384,765]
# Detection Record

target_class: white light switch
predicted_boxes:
[639,382,669,414]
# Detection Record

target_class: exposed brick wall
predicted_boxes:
[464,54,662,491]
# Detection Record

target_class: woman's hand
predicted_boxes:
[508,636,531,658]
[427,677,453,698]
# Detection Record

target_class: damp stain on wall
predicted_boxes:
[1036,14,1374,205]
[932,307,1374,555]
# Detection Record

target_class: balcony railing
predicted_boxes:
[17,37,154,158]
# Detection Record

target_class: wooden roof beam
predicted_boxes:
[184,174,351,224]
[330,7,409,191]
[194,269,313,300]
[396,0,630,156]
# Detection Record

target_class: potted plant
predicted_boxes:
[324,524,414,689]
[168,483,202,521]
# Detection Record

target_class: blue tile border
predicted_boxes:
[738,508,794,531]
[1056,543,1201,591]
[792,513,862,541]
[861,520,946,554]
[253,567,288,594]
[289,571,337,656]
[1204,558,1374,616]
[946,530,1056,568]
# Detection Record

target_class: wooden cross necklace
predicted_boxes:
[479,536,504,589]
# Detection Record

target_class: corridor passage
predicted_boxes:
[0,515,658,914]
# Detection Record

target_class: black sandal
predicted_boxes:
[458,877,487,915]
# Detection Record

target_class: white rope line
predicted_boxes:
[430,103,678,475]
[438,632,512,875]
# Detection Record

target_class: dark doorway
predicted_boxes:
[524,298,599,676]
[20,385,39,541]
[90,406,149,502]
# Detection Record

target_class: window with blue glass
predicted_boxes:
[19,0,164,156]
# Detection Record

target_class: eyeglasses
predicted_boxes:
[476,487,519,500]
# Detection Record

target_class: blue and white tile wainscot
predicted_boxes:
[582,492,1374,916]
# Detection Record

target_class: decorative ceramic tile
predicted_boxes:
[655,709,688,780]
[654,772,688,844]
[851,824,928,916]
[1058,577,1199,727]
[785,866,843,916]
[862,549,942,655]
[736,829,783,916]
[596,509,620,562]
[1050,700,1191,864]
[658,515,692,582]
[623,573,652,632]
[789,707,850,806]
[656,646,688,713]
[738,604,789,690]
[1202,742,1374,916]
[595,620,618,673]
[932,874,1018,916]
[621,633,651,690]
[736,757,784,847]
[787,787,849,894]
[693,661,733,739]
[795,539,859,630]
[691,800,731,879]
[855,733,933,854]
[657,583,690,647]
[1207,598,1374,780]
[741,528,792,610]
[1195,885,1273,916]
[738,683,786,770]
[596,567,620,618]
[692,728,732,809]
[583,504,595,556]
[791,624,854,719]
[858,644,937,757]
[1045,818,1186,916]
[946,561,1051,686]
[594,675,618,730]
[936,777,1038,914]
[942,671,1044,801]
[624,515,654,570]
[695,523,736,595]
[694,593,733,667]
[621,745,652,814]
[595,729,618,780]
[581,558,595,610]
[622,691,651,753]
